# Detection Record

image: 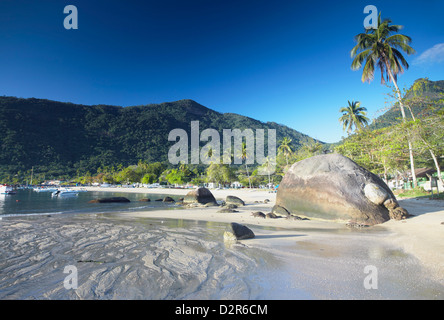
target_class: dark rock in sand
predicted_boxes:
[271,205,290,217]
[154,199,163,201]
[389,206,410,220]
[225,222,255,240]
[224,204,238,209]
[88,197,130,203]
[205,201,219,207]
[265,212,278,219]
[226,195,245,206]
[383,198,397,210]
[286,214,309,221]
[163,196,175,202]
[217,208,238,213]
[251,211,266,218]
[139,198,151,202]
[276,154,409,225]
[183,187,217,205]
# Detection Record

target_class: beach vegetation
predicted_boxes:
[351,12,417,184]
[339,101,369,134]
[277,137,293,166]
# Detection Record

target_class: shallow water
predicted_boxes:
[1,213,443,299]
[0,190,183,218]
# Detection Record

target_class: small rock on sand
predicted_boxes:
[226,195,245,206]
[251,212,266,218]
[218,208,238,213]
[224,222,255,240]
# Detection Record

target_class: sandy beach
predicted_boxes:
[1,186,443,299]
[79,186,444,277]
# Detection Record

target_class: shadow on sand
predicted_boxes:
[253,234,305,240]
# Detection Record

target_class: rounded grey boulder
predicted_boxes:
[276,154,408,225]
[364,183,389,205]
[226,195,245,206]
[183,187,217,204]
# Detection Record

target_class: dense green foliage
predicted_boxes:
[351,13,415,86]
[0,97,318,183]
[370,79,444,129]
[335,79,444,183]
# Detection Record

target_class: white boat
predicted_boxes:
[51,188,79,197]
[34,187,58,193]
[0,184,16,195]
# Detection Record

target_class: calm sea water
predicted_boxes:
[0,190,183,217]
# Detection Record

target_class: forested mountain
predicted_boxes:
[0,97,318,179]
[370,78,444,129]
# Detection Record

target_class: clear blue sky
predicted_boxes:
[1,0,443,143]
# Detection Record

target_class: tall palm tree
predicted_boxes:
[339,101,369,134]
[278,137,293,166]
[350,12,417,185]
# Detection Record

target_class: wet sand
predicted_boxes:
[82,187,444,279]
[1,187,443,299]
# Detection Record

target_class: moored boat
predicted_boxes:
[34,187,58,193]
[0,184,17,195]
[51,188,79,197]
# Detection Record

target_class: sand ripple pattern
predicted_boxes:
[0,215,282,299]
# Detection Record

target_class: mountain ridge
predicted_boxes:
[0,96,318,179]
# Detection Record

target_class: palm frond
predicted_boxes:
[351,12,414,86]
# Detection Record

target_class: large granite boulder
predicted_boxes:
[183,187,217,204]
[276,154,408,225]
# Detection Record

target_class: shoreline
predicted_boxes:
[1,186,443,299]
[73,186,444,280]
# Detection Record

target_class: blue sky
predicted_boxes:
[1,0,443,143]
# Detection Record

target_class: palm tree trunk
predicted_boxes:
[385,65,417,188]
[406,141,417,188]
[245,163,251,188]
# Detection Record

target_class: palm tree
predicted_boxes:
[339,101,369,134]
[259,156,274,187]
[278,137,293,166]
[350,12,417,186]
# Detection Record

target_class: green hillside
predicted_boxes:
[0,97,317,179]
[370,78,444,129]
